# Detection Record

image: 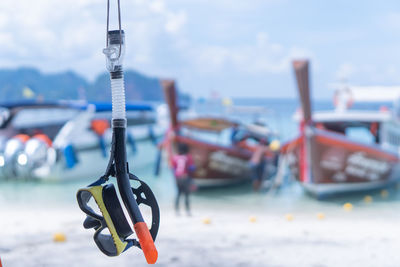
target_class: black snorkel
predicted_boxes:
[76,1,159,264]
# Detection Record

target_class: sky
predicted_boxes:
[0,0,400,99]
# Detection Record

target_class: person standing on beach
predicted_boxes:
[171,143,195,216]
[249,140,269,191]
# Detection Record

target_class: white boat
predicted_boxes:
[0,101,164,181]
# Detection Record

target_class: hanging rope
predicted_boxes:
[105,0,123,59]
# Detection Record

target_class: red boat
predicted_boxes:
[159,80,279,187]
[281,60,400,198]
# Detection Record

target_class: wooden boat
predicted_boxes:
[280,60,400,198]
[160,80,279,187]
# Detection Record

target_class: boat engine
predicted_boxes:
[15,134,55,180]
[2,134,30,179]
[0,136,8,179]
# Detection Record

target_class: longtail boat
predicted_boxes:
[159,80,279,187]
[281,60,400,198]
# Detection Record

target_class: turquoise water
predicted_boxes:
[4,161,400,217]
[0,98,399,213]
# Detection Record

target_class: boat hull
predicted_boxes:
[34,139,156,182]
[161,79,279,188]
[282,129,400,198]
[174,136,277,187]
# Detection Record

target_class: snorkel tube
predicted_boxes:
[105,29,158,263]
[77,1,159,264]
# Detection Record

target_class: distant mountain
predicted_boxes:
[0,68,87,102]
[86,70,163,102]
[0,67,190,103]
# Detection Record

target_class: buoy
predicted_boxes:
[269,140,281,151]
[53,232,67,242]
[316,213,325,220]
[249,216,257,223]
[202,218,211,225]
[343,203,353,211]
[363,195,373,203]
[22,86,35,99]
[381,190,389,198]
[285,214,294,221]
[222,97,233,107]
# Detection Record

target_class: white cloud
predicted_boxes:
[381,12,400,31]
[172,0,285,12]
[0,0,300,80]
[0,0,188,78]
[335,62,400,85]
[149,0,187,34]
[0,0,310,99]
[149,0,166,13]
[190,32,312,75]
[361,64,400,84]
[165,11,187,34]
[335,63,356,81]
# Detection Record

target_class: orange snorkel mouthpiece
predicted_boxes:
[134,222,158,264]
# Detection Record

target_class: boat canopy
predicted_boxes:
[341,86,400,102]
[75,102,154,112]
[294,110,392,123]
[0,101,154,112]
[225,105,270,114]
[245,123,274,137]
[181,117,236,132]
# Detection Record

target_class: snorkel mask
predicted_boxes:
[77,0,159,263]
[77,174,159,258]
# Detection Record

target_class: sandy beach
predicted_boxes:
[2,188,400,267]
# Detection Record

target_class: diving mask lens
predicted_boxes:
[103,184,133,238]
[94,227,119,256]
[77,189,103,220]
[77,184,134,256]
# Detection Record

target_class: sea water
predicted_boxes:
[1,98,400,216]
